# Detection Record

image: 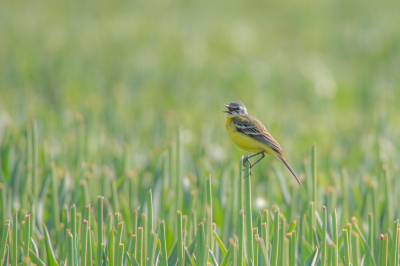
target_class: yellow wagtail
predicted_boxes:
[224,101,302,185]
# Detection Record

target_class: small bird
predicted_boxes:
[224,101,302,186]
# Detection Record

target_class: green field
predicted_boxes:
[1,0,400,265]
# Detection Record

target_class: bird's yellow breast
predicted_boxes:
[225,116,274,154]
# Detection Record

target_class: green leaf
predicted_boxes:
[338,232,344,251]
[208,249,219,266]
[257,238,270,266]
[30,238,39,257]
[42,223,59,266]
[187,236,197,255]
[302,236,313,254]
[312,227,320,249]
[0,224,10,263]
[220,244,233,266]
[131,255,139,266]
[353,222,376,266]
[191,254,196,266]
[29,249,46,266]
[185,247,193,266]
[168,231,186,266]
[167,241,178,266]
[123,234,132,266]
[101,246,107,266]
[2,244,9,266]
[304,246,319,266]
[213,231,227,256]
[124,251,131,265]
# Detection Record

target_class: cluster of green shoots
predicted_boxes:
[0,122,399,266]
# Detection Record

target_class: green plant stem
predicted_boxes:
[24,215,30,260]
[351,231,360,266]
[321,206,327,266]
[116,244,124,266]
[81,220,89,266]
[12,210,18,266]
[70,205,77,266]
[311,144,317,210]
[117,222,124,245]
[343,229,350,266]
[51,163,60,240]
[383,166,392,230]
[0,184,7,232]
[176,130,183,213]
[137,227,143,266]
[96,196,103,266]
[206,176,213,252]
[32,120,38,203]
[390,220,398,266]
[160,221,168,266]
[332,209,338,265]
[147,232,157,266]
[278,213,286,266]
[243,158,253,263]
[147,189,153,233]
[87,227,93,266]
[198,222,207,266]
[237,157,244,234]
[238,211,244,266]
[177,211,184,266]
[132,207,139,258]
[309,201,316,247]
[288,232,295,266]
[253,229,258,266]
[283,237,289,266]
[23,125,33,209]
[345,223,352,263]
[368,213,374,259]
[141,213,147,266]
[262,222,269,256]
[67,231,74,266]
[1,223,10,264]
[272,208,279,266]
[130,234,137,261]
[381,234,388,266]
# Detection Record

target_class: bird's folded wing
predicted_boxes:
[233,116,286,155]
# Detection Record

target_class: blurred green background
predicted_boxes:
[1,0,400,264]
[1,0,400,179]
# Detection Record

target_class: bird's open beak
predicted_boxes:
[223,104,232,113]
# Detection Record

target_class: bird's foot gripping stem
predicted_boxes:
[242,156,253,175]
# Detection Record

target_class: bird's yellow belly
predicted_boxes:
[225,118,273,154]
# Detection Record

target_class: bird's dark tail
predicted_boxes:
[277,156,303,186]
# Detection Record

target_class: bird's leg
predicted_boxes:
[246,151,264,160]
[249,152,265,169]
[242,151,264,175]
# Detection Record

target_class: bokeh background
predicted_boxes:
[1,0,400,204]
[0,0,400,164]
[1,0,400,263]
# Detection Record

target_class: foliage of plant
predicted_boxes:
[0,125,399,265]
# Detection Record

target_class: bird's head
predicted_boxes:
[223,101,248,117]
